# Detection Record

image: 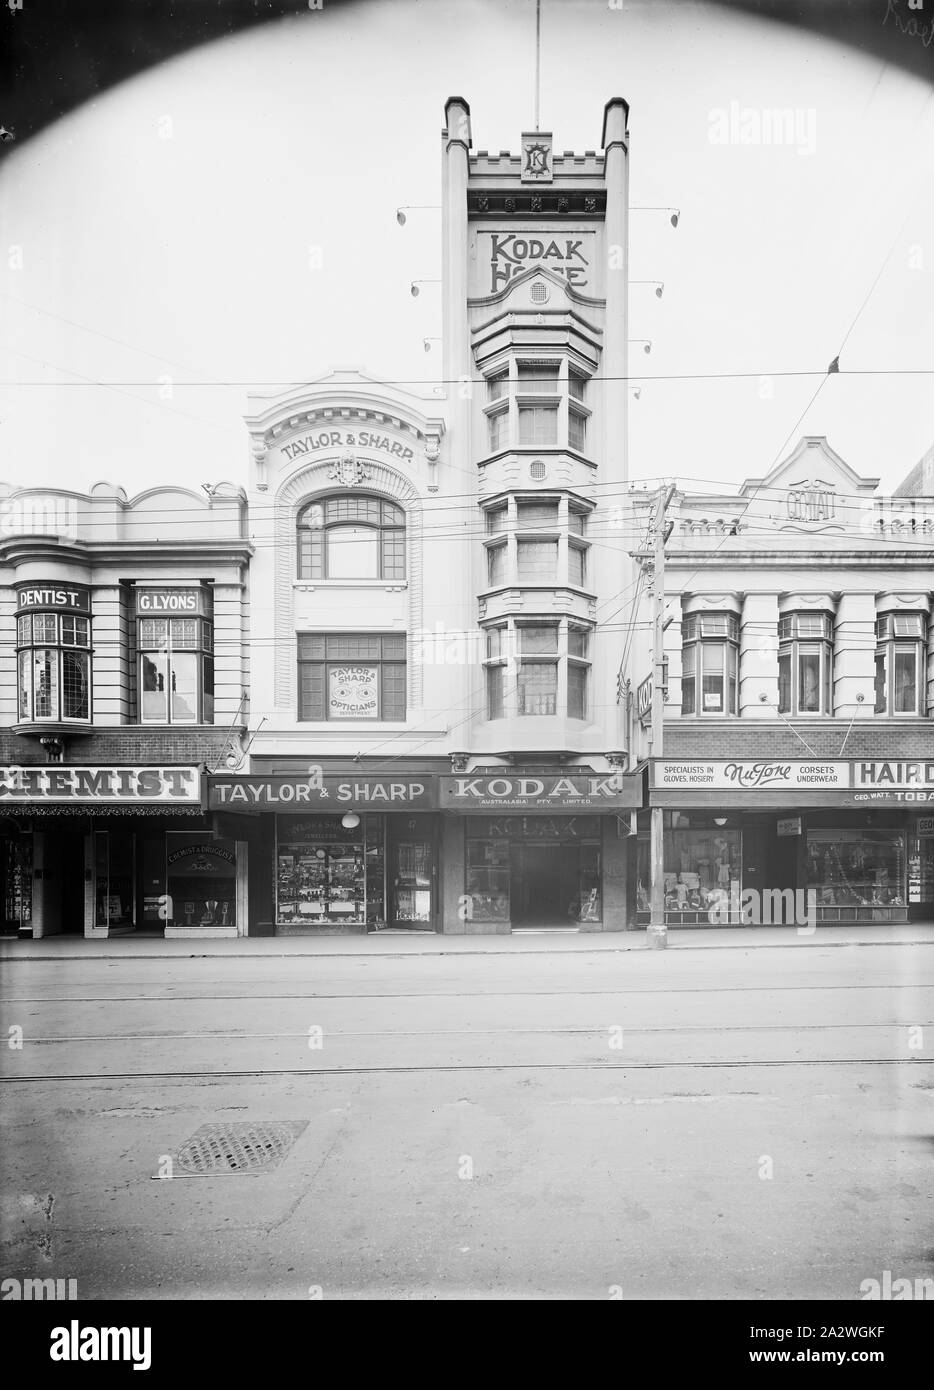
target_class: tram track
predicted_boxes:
[1,1056,931,1084]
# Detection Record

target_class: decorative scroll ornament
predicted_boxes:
[327,452,372,488]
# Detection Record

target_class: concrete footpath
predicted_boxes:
[2,922,933,959]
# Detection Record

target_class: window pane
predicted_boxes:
[139,618,168,649]
[517,539,557,579]
[568,545,585,586]
[874,651,887,713]
[518,406,557,446]
[488,544,506,585]
[892,613,924,638]
[701,643,725,712]
[517,364,559,393]
[300,502,325,529]
[778,650,791,713]
[326,635,381,660]
[202,656,214,724]
[568,510,586,535]
[516,502,559,528]
[487,664,504,719]
[381,530,406,580]
[327,525,379,578]
[62,650,89,719]
[32,649,57,718]
[17,651,31,719]
[798,648,821,712]
[517,663,557,715]
[170,652,199,722]
[568,372,586,401]
[727,642,737,714]
[519,625,558,653]
[380,635,406,660]
[568,663,587,719]
[33,614,57,644]
[487,628,503,658]
[170,618,199,650]
[893,649,917,713]
[381,663,406,720]
[327,497,381,524]
[489,410,508,451]
[141,652,168,721]
[298,529,324,578]
[568,410,586,451]
[568,628,588,658]
[61,615,90,648]
[487,371,508,401]
[486,506,507,533]
[16,615,31,646]
[328,664,380,719]
[681,644,696,715]
[298,661,326,720]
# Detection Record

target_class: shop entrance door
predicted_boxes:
[59,833,86,934]
[512,844,580,926]
[390,838,434,930]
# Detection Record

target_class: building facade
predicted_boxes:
[0,480,252,938]
[5,98,930,940]
[625,436,934,929]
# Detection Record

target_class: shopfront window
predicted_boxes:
[807,830,905,917]
[94,830,135,928]
[139,617,213,724]
[680,613,738,716]
[874,613,927,715]
[466,818,602,926]
[276,815,384,927]
[165,833,237,930]
[16,612,90,722]
[664,825,742,921]
[778,612,833,716]
[2,837,32,930]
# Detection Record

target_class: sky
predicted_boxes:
[1,0,932,497]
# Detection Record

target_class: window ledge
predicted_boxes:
[293,580,408,592]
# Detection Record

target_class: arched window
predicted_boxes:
[297,495,406,581]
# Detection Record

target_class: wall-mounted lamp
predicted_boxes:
[396,206,440,226]
[632,207,680,228]
[631,280,664,299]
[713,817,728,827]
[630,339,652,355]
[341,811,361,830]
[410,279,441,297]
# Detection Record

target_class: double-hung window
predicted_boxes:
[778,612,833,716]
[875,612,927,715]
[680,613,738,715]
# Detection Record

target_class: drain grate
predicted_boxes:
[173,1120,307,1176]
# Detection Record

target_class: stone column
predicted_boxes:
[740,593,779,717]
[833,593,876,714]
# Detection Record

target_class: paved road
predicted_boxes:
[2,943,932,1299]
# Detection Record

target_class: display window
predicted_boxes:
[165,833,238,929]
[2,837,32,930]
[806,830,906,918]
[276,815,384,927]
[465,837,511,922]
[94,829,136,928]
[637,825,743,924]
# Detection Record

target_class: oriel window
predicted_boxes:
[875,612,927,716]
[16,611,91,723]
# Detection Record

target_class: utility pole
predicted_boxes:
[647,484,674,949]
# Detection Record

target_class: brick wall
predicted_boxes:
[665,721,933,760]
[0,729,228,765]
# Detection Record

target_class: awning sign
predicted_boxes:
[208,776,435,810]
[0,766,201,802]
[441,773,640,812]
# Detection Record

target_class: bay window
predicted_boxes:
[680,613,738,715]
[139,616,213,724]
[16,612,91,722]
[875,612,927,715]
[778,611,833,716]
[482,620,591,720]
